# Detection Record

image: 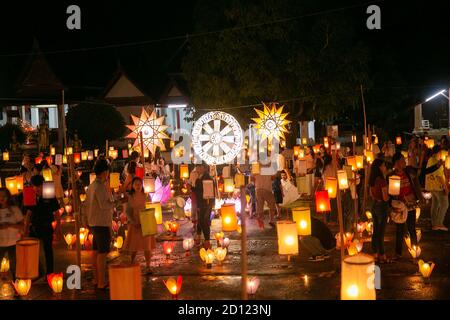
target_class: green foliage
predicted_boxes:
[182,0,370,125]
[66,103,126,148]
[0,123,26,150]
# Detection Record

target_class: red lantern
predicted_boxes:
[74,153,81,164]
[315,191,331,213]
[168,222,179,234]
[135,167,144,179]
[163,241,175,258]
[23,186,37,206]
[34,157,43,165]
[45,156,53,165]
[122,149,129,159]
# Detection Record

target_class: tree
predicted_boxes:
[0,123,26,150]
[66,103,126,148]
[182,0,370,130]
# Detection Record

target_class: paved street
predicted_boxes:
[3,199,450,301]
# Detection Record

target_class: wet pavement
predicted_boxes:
[2,199,450,300]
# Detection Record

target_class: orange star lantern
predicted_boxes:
[252,103,291,142]
[126,107,170,155]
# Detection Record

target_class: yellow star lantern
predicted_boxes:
[126,107,170,155]
[252,103,291,142]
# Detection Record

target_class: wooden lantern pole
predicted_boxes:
[332,146,345,261]
[240,185,248,300]
[139,132,145,171]
[105,140,108,156]
[69,155,82,272]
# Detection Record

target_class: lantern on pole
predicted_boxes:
[365,150,374,164]
[15,175,24,191]
[341,254,376,300]
[355,155,364,170]
[276,221,299,256]
[2,151,9,161]
[180,164,189,179]
[292,207,311,236]
[87,151,94,161]
[109,264,142,300]
[325,177,337,198]
[388,176,401,196]
[337,170,349,190]
[6,177,18,196]
[73,153,81,164]
[346,156,357,171]
[315,191,331,213]
[42,168,53,182]
[293,146,301,158]
[221,204,238,232]
[234,173,245,188]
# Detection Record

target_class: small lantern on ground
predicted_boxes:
[164,275,182,300]
[200,248,215,268]
[418,260,435,279]
[163,241,175,259]
[16,239,39,279]
[13,279,32,296]
[247,277,260,297]
[183,237,194,256]
[109,264,142,300]
[214,247,227,264]
[47,273,64,293]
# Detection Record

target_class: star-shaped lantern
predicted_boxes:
[252,103,291,142]
[126,107,170,154]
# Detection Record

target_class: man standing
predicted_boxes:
[192,163,214,249]
[251,164,277,229]
[85,159,115,290]
[24,175,60,276]
[425,146,449,231]
[389,153,424,259]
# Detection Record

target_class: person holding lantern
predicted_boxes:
[192,163,214,249]
[0,187,24,280]
[24,175,59,276]
[389,152,424,260]
[85,159,115,290]
[123,177,155,274]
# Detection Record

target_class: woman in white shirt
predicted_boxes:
[0,188,24,280]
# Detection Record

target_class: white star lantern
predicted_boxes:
[126,107,170,155]
[252,102,291,142]
[192,111,243,165]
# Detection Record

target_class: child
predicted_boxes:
[123,177,155,274]
[0,188,24,280]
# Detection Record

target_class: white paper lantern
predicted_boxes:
[42,182,56,199]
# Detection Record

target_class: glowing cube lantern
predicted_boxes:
[16,239,40,279]
[109,264,142,300]
[346,156,357,171]
[135,167,144,179]
[337,170,349,190]
[424,139,435,149]
[356,155,364,169]
[145,202,163,224]
[292,207,311,236]
[163,275,182,299]
[388,176,401,196]
[418,260,435,278]
[221,203,238,232]
[180,164,189,179]
[47,273,64,293]
[276,221,299,256]
[293,146,301,158]
[234,173,245,188]
[2,151,9,161]
[12,279,32,296]
[62,155,68,164]
[224,178,235,193]
[15,175,23,191]
[341,254,376,300]
[45,156,53,165]
[109,173,120,189]
[42,168,53,182]
[325,177,337,198]
[365,150,374,164]
[87,151,94,161]
[396,136,402,145]
[138,207,158,237]
[6,177,18,196]
[73,153,81,164]
[315,191,331,213]
[42,182,56,199]
[144,177,155,193]
[108,149,118,160]
[94,149,99,158]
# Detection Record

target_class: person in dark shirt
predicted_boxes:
[192,163,214,249]
[272,171,283,219]
[300,217,335,262]
[24,175,59,276]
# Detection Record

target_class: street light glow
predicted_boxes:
[425,90,448,102]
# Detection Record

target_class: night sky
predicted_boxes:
[0,0,449,105]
